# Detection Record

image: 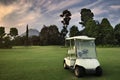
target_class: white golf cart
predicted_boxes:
[63,36,102,77]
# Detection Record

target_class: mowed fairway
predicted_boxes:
[0,46,120,80]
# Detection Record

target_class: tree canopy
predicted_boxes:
[40,25,61,45]
[80,8,94,27]
[60,10,72,26]
[100,18,114,45]
[114,23,120,45]
[60,10,72,38]
[0,27,5,38]
[10,28,18,37]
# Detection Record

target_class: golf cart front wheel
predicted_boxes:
[95,66,102,76]
[74,66,85,77]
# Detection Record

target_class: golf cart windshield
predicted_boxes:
[76,40,96,59]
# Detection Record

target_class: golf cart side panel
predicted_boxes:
[74,59,100,69]
[64,57,75,67]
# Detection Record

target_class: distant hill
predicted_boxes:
[20,29,39,37]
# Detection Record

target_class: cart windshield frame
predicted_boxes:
[76,40,97,59]
[66,36,97,59]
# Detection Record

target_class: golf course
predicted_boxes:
[0,46,120,80]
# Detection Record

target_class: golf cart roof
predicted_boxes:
[66,36,95,40]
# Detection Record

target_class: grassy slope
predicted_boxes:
[0,46,120,80]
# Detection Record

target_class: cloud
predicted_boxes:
[1,0,42,26]
[45,0,83,13]
[110,5,120,10]
[91,6,108,15]
[0,4,17,25]
[0,0,43,34]
[108,14,120,27]
[81,0,102,8]
[0,0,120,34]
[71,13,80,19]
[0,0,17,5]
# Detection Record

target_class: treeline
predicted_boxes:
[0,25,63,48]
[0,8,120,48]
[70,19,120,46]
[75,8,120,46]
[1,21,120,48]
[13,25,65,46]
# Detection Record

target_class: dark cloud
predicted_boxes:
[0,0,17,5]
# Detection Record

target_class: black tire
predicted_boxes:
[95,66,102,76]
[74,66,85,77]
[63,61,68,69]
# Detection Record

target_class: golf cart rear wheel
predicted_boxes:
[74,66,85,77]
[95,66,102,76]
[63,61,68,69]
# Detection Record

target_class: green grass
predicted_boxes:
[0,46,120,80]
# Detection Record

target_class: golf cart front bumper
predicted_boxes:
[75,59,100,70]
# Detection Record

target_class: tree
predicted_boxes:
[40,25,61,45]
[100,18,114,45]
[25,24,29,46]
[69,25,79,37]
[0,27,5,48]
[9,28,18,45]
[80,8,94,27]
[30,36,40,45]
[0,27,5,38]
[40,25,49,45]
[0,27,12,48]
[85,19,99,37]
[60,10,72,38]
[10,28,18,37]
[13,36,23,46]
[48,25,61,45]
[60,27,67,37]
[114,23,120,45]
[2,35,12,48]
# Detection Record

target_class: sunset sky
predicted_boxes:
[0,0,120,34]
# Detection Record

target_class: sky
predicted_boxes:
[0,0,120,35]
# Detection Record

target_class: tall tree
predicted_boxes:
[60,10,72,38]
[69,25,79,37]
[114,23,120,45]
[26,24,29,46]
[80,8,94,27]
